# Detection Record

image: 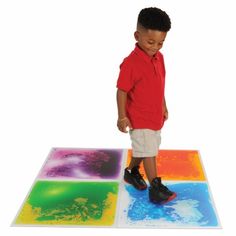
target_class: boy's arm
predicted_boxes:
[116,89,133,133]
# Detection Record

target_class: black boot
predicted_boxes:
[149,177,176,204]
[124,166,147,190]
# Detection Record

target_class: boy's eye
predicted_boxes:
[148,42,154,45]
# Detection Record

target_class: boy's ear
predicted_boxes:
[134,31,139,41]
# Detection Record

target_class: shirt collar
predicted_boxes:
[134,43,159,63]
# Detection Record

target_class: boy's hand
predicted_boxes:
[163,97,168,121]
[164,110,168,121]
[117,117,133,133]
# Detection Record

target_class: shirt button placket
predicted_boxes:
[152,58,158,76]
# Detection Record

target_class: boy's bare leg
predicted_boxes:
[143,156,157,183]
[128,157,143,170]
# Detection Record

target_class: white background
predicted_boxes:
[1,0,236,235]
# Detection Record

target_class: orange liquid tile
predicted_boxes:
[126,150,206,181]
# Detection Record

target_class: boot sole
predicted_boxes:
[124,178,147,190]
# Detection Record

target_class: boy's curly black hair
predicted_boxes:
[138,7,171,32]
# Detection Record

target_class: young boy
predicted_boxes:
[116,7,176,204]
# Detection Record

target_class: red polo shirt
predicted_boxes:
[117,44,166,130]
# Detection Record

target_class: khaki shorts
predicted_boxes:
[129,129,161,158]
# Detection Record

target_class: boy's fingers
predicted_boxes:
[123,123,129,133]
[117,119,132,133]
[127,121,133,130]
[122,126,128,133]
[118,124,127,133]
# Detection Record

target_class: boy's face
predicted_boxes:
[134,27,167,57]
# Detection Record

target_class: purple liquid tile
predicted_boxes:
[39,148,124,180]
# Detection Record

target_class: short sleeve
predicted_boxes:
[116,59,134,92]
